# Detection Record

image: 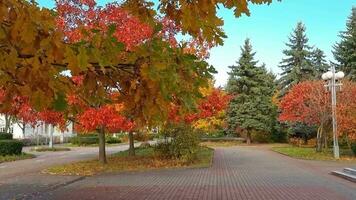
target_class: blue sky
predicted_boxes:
[37,0,355,86]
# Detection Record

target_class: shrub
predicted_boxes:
[139,142,151,148]
[70,136,99,146]
[352,143,356,156]
[106,136,121,144]
[0,140,23,155]
[154,124,200,162]
[134,132,149,142]
[0,133,13,140]
[251,131,271,143]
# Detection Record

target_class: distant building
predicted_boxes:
[0,115,76,143]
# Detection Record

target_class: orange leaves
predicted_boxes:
[77,105,134,133]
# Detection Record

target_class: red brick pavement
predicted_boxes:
[20,147,356,199]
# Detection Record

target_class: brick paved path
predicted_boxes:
[37,146,356,200]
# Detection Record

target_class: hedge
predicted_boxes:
[0,140,23,155]
[106,137,121,144]
[0,133,13,140]
[352,143,356,156]
[70,136,99,146]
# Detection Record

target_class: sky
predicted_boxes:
[37,0,355,87]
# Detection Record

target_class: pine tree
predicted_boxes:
[278,22,315,95]
[311,48,330,78]
[333,7,356,81]
[226,39,276,144]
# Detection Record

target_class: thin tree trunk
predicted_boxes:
[303,135,308,145]
[98,127,107,164]
[4,114,11,133]
[49,125,54,148]
[128,131,135,156]
[323,127,328,149]
[246,131,251,145]
[22,122,26,138]
[316,126,322,152]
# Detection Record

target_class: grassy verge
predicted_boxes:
[63,143,126,147]
[201,141,243,147]
[0,153,35,163]
[272,146,356,162]
[43,146,214,176]
[31,147,71,152]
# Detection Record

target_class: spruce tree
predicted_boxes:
[333,7,356,81]
[311,48,330,78]
[278,22,315,95]
[226,39,276,144]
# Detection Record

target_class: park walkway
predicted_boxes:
[35,146,356,200]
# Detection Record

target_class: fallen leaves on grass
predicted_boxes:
[31,147,71,152]
[0,153,35,163]
[43,147,213,176]
[200,141,243,147]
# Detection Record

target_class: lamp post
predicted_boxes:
[321,65,344,159]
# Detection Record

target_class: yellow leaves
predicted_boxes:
[78,46,89,70]
[65,46,79,74]
[0,27,6,40]
[21,21,36,44]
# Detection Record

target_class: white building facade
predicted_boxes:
[0,115,76,144]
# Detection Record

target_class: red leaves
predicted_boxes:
[279,80,356,139]
[77,105,134,133]
[38,110,66,130]
[278,81,326,125]
[168,89,231,124]
[56,0,153,50]
[71,75,84,86]
[12,97,38,127]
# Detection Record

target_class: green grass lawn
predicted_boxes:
[0,153,36,163]
[43,146,214,176]
[63,143,126,147]
[272,146,356,162]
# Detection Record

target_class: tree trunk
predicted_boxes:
[128,132,135,156]
[303,135,308,145]
[49,125,54,148]
[21,122,26,138]
[316,126,322,152]
[98,127,107,164]
[246,131,251,145]
[323,127,328,149]
[4,114,12,133]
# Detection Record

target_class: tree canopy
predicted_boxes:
[226,39,276,144]
[333,7,356,81]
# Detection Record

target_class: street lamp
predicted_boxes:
[322,65,344,159]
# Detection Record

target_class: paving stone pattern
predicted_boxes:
[39,147,356,200]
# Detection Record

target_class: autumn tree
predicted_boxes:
[279,81,329,151]
[189,89,231,135]
[333,7,356,81]
[1,0,277,163]
[76,105,134,163]
[279,81,356,151]
[226,39,276,144]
